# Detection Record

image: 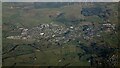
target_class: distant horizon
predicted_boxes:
[2,0,119,2]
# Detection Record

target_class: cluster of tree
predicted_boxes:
[77,42,118,67]
[81,7,111,20]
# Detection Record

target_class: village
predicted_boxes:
[6,20,116,43]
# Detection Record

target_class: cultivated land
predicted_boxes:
[2,2,119,67]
